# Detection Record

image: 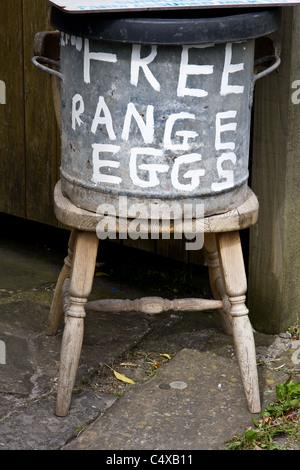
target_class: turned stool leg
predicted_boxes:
[55,231,99,417]
[217,231,261,413]
[47,229,77,336]
[204,233,232,336]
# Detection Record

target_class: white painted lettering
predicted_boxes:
[131,44,160,91]
[211,152,237,191]
[164,112,198,150]
[91,96,116,140]
[122,103,154,144]
[71,35,83,52]
[171,154,205,191]
[130,148,169,188]
[84,38,117,84]
[220,43,244,96]
[92,144,121,185]
[66,40,250,199]
[72,93,84,130]
[177,45,214,97]
[215,111,237,151]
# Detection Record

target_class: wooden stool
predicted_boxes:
[48,180,261,417]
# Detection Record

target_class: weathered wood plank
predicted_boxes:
[0,0,26,217]
[248,6,300,333]
[22,0,60,225]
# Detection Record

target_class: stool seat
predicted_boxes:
[49,180,261,417]
[54,180,259,234]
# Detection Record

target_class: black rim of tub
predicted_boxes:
[51,7,282,45]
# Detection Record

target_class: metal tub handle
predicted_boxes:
[32,56,63,80]
[254,55,281,82]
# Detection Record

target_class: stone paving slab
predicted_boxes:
[62,344,299,451]
[63,348,257,450]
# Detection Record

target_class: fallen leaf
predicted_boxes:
[152,362,161,369]
[160,353,171,360]
[113,370,135,385]
[95,272,110,277]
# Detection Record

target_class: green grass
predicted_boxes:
[226,375,300,450]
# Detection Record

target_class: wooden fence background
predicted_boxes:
[0,0,59,226]
[1,1,300,333]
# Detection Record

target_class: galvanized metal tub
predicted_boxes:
[34,7,281,217]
